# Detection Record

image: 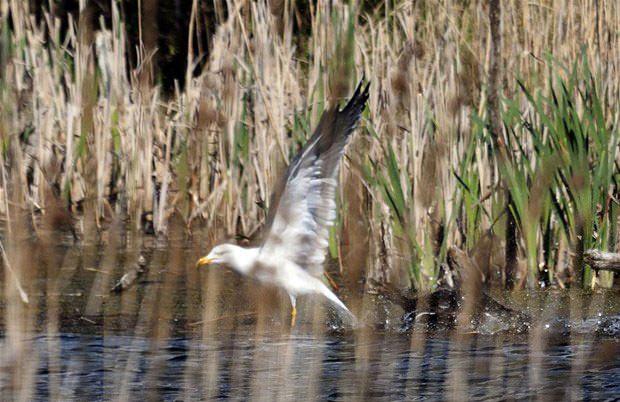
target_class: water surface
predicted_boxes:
[1,236,618,400]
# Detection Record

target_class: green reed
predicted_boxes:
[456,56,619,289]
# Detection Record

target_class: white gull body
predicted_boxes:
[197,80,370,325]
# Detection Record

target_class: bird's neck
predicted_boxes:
[228,245,260,275]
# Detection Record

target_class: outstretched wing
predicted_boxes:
[260,80,370,276]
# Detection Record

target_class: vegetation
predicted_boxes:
[1,0,618,293]
[1,2,619,400]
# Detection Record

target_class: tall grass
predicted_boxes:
[461,55,619,289]
[0,0,618,292]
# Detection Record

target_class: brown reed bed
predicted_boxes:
[1,1,618,292]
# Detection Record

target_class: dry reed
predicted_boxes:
[0,1,618,291]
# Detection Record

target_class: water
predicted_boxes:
[1,235,619,400]
[6,329,619,400]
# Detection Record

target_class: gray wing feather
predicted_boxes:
[261,80,370,276]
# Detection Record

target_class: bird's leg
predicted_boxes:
[289,295,297,327]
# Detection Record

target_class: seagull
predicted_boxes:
[197,79,370,326]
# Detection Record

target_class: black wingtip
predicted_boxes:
[342,77,370,115]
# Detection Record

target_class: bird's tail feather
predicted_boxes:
[317,281,358,325]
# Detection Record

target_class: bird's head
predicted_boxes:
[196,244,238,268]
[196,242,259,276]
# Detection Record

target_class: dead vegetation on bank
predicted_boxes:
[0,0,618,292]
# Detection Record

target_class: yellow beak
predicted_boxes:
[196,256,213,268]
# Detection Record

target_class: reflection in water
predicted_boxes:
[5,330,617,401]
